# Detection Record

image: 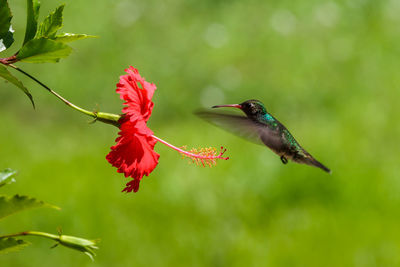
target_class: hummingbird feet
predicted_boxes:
[280,155,288,164]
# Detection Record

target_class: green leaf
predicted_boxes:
[0,168,17,188]
[17,38,72,63]
[0,0,14,52]
[0,65,35,107]
[54,33,97,43]
[0,29,14,53]
[35,4,64,39]
[0,0,12,34]
[23,0,40,45]
[0,238,30,254]
[0,194,59,219]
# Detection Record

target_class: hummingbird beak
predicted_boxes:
[212,104,242,109]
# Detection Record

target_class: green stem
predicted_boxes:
[23,231,60,240]
[0,231,58,241]
[7,64,121,127]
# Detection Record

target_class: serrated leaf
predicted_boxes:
[0,194,59,219]
[35,4,64,39]
[17,38,72,63]
[23,0,40,45]
[0,237,30,254]
[0,65,35,107]
[54,33,97,43]
[0,0,14,52]
[0,168,17,188]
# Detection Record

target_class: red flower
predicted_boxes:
[106,67,160,193]
[107,66,229,193]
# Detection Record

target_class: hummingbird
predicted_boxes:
[196,99,331,173]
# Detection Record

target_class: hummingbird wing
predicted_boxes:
[195,110,281,147]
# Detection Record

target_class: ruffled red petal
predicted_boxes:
[106,119,160,192]
[116,66,156,123]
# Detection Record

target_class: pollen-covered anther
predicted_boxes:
[180,146,229,167]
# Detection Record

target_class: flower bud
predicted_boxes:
[58,235,99,260]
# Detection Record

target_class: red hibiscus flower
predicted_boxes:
[106,67,159,193]
[107,66,228,193]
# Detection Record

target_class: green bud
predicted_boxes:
[59,235,99,261]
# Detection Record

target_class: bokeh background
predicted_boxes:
[1,0,400,266]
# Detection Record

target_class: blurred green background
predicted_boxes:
[1,0,400,266]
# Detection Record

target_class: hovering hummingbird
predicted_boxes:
[196,99,331,173]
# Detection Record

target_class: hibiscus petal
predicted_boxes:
[123,179,141,193]
[106,119,160,192]
[116,66,156,122]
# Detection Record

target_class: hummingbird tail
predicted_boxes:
[305,157,331,174]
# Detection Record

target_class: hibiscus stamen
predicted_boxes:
[151,135,229,167]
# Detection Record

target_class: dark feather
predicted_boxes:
[304,157,332,174]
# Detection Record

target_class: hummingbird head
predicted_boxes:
[212,99,267,118]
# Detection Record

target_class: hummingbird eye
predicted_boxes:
[245,103,258,114]
[247,103,254,109]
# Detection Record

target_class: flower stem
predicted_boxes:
[0,231,58,241]
[7,64,121,127]
[151,135,229,160]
